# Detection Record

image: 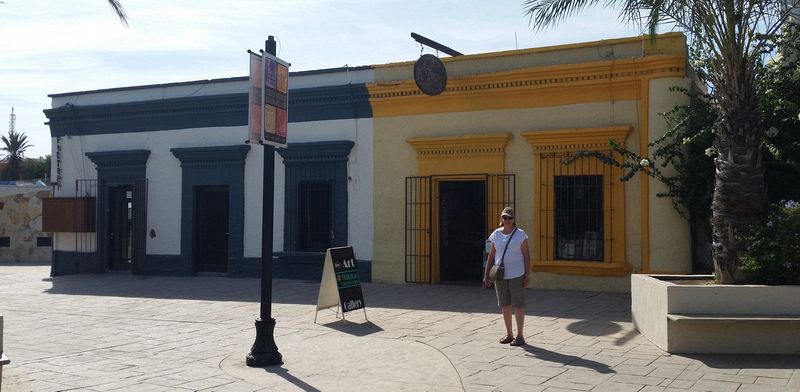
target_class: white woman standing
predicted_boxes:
[482,207,531,346]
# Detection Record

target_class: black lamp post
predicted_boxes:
[246,36,283,367]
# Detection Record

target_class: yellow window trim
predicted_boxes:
[523,125,632,277]
[521,126,631,152]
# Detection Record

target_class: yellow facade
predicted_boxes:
[369,33,693,291]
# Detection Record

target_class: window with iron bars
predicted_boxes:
[523,126,630,276]
[554,175,604,261]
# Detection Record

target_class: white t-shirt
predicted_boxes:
[488,227,529,279]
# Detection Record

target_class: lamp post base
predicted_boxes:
[246,318,282,367]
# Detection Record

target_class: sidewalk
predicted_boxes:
[1,263,798,391]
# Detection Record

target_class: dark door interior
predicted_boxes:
[194,186,230,273]
[298,181,332,251]
[109,185,133,270]
[439,180,486,283]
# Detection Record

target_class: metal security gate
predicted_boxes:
[405,174,515,283]
[405,176,432,283]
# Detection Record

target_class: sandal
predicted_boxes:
[510,336,526,346]
[499,335,514,344]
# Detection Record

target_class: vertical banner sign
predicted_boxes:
[315,246,367,323]
[262,53,289,147]
[247,53,263,144]
[248,50,289,147]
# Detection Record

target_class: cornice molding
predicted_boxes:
[47,94,248,137]
[371,55,684,99]
[522,126,632,152]
[407,133,512,160]
[170,145,250,168]
[86,150,151,168]
[368,55,685,117]
[277,141,355,165]
[45,85,373,137]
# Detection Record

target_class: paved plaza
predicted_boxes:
[1,263,799,391]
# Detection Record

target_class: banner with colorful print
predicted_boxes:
[247,52,263,144]
[248,50,289,147]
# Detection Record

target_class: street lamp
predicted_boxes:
[246,36,283,368]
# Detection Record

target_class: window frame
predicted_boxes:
[523,126,632,277]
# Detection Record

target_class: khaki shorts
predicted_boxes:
[495,276,525,308]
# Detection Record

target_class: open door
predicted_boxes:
[193,185,230,273]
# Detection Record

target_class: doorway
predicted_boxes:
[193,186,230,273]
[108,185,133,270]
[438,180,486,283]
[298,181,332,251]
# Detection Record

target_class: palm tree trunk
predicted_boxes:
[710,64,766,284]
[7,158,20,181]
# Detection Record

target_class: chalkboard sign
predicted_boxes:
[329,247,365,312]
[315,246,367,323]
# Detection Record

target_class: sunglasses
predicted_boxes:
[502,216,514,220]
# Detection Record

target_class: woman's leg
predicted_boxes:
[514,307,524,338]
[502,305,513,337]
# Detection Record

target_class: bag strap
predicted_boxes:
[498,228,517,266]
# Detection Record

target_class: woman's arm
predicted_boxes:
[521,238,531,286]
[483,242,497,287]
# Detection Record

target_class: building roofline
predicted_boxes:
[372,32,686,69]
[48,65,373,98]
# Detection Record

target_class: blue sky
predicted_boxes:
[0,0,647,158]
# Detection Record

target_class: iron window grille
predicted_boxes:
[554,175,604,261]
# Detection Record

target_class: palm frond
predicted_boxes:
[523,0,607,31]
[1,130,32,160]
[107,0,128,26]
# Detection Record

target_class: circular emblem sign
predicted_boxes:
[413,54,447,96]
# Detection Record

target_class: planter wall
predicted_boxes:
[631,274,800,354]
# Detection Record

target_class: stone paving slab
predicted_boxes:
[220,333,462,391]
[1,263,799,391]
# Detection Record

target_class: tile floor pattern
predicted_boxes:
[0,263,798,391]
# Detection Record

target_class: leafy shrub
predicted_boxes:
[740,201,800,285]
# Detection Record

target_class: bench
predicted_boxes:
[666,313,800,354]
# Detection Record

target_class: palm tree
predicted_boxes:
[1,129,32,181]
[107,0,128,25]
[523,0,797,283]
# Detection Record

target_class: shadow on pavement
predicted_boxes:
[682,353,800,369]
[41,269,636,341]
[566,318,622,336]
[523,344,616,374]
[260,367,322,392]
[0,261,50,267]
[319,320,384,336]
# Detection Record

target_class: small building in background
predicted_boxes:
[0,185,52,263]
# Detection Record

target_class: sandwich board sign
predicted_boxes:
[314,246,367,323]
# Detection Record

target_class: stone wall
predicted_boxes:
[0,186,52,262]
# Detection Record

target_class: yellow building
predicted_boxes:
[368,33,693,292]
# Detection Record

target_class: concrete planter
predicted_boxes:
[631,274,800,354]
